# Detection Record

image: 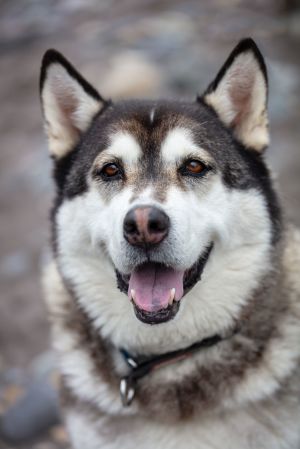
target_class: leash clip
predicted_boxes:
[120,376,135,407]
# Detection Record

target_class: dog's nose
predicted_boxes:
[123,206,170,246]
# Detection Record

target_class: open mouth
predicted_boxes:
[116,243,213,325]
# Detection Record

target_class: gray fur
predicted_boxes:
[41,40,300,448]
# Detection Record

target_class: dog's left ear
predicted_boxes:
[40,49,106,159]
[202,38,268,152]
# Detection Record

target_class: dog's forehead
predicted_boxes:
[99,101,215,164]
[65,99,242,201]
[103,127,207,165]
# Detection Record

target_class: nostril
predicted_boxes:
[148,209,170,235]
[124,219,137,235]
[124,210,139,236]
[148,219,166,233]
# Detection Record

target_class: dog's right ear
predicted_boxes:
[40,50,106,159]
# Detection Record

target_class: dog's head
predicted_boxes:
[40,39,280,351]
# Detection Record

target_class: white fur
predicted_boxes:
[66,400,300,449]
[55,178,272,356]
[161,127,213,165]
[46,127,300,448]
[41,63,101,158]
[204,52,269,151]
[150,107,155,124]
[99,131,142,165]
[45,244,300,448]
[42,47,300,449]
[49,124,284,429]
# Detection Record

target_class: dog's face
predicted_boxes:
[40,40,280,351]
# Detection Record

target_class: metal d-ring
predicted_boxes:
[120,376,136,407]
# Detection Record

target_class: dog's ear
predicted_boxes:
[40,50,106,159]
[202,38,268,152]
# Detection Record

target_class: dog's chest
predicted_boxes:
[66,404,300,449]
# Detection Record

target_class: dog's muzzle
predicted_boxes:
[116,243,213,325]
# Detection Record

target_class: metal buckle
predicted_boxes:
[120,376,136,407]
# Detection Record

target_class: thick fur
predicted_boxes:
[41,39,300,448]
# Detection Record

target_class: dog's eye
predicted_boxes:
[101,163,122,179]
[180,159,208,177]
[185,160,205,174]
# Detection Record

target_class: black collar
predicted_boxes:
[119,329,237,406]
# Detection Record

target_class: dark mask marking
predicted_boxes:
[51,99,281,246]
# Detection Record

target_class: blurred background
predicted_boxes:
[0,0,299,447]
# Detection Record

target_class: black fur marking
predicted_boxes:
[49,98,282,248]
[231,147,282,244]
[40,48,106,103]
[183,243,213,291]
[116,270,129,294]
[45,41,280,250]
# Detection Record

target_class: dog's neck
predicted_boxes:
[119,328,239,406]
[60,257,287,419]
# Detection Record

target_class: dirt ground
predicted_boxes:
[0,0,299,447]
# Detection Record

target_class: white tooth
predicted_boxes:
[169,288,176,305]
[131,289,136,301]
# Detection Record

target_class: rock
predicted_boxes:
[0,381,60,444]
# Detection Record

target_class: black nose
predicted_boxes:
[123,206,170,246]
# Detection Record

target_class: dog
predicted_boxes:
[40,38,300,449]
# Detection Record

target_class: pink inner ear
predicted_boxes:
[53,79,82,134]
[228,67,256,127]
[56,88,78,117]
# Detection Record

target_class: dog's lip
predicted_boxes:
[121,273,130,283]
[132,300,180,325]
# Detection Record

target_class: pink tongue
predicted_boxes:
[128,263,184,312]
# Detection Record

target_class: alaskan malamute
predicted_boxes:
[40,39,300,448]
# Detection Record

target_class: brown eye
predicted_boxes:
[185,160,204,174]
[99,163,123,180]
[179,159,211,178]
